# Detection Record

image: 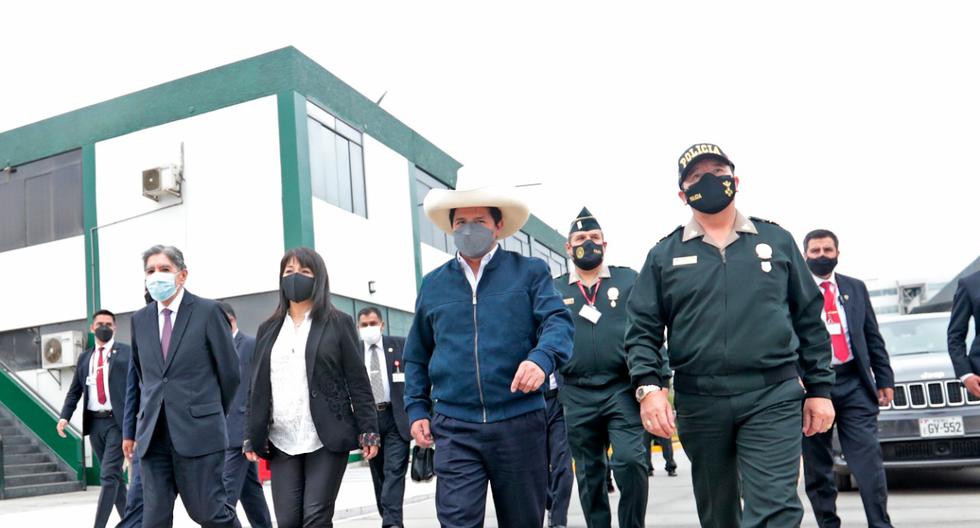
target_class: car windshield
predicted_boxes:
[879,316,975,356]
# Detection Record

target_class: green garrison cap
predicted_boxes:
[570,206,601,234]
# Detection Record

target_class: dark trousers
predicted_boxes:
[430,409,548,528]
[223,448,273,528]
[803,364,893,528]
[268,445,349,528]
[676,378,805,528]
[368,407,410,527]
[644,433,677,473]
[545,395,573,527]
[115,454,147,528]
[561,384,648,528]
[140,412,241,528]
[89,415,128,528]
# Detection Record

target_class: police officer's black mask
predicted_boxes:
[572,240,604,271]
[684,173,736,214]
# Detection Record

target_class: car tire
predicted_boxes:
[835,471,854,491]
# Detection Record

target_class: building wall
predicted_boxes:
[0,237,88,332]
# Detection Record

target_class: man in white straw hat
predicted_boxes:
[403,170,574,528]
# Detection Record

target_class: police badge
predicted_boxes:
[608,287,620,308]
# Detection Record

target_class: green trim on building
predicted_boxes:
[278,91,315,250]
[82,144,100,316]
[522,215,566,251]
[408,164,425,291]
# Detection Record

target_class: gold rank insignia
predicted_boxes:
[607,287,620,308]
[723,180,734,197]
[564,298,576,305]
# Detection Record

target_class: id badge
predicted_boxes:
[579,304,602,324]
[85,375,95,386]
[392,372,406,383]
[825,322,843,335]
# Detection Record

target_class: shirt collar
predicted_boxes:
[158,287,185,316]
[95,338,114,352]
[813,272,838,289]
[568,263,612,284]
[682,209,757,242]
[455,243,499,269]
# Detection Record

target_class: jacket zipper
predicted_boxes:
[472,291,488,423]
[721,248,729,369]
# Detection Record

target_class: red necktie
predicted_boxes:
[96,346,107,404]
[820,281,850,363]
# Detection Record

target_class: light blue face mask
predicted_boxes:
[146,272,178,302]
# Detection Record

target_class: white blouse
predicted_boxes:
[268,312,323,456]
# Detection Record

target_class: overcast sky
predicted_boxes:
[4,1,978,283]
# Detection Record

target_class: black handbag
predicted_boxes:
[410,445,435,482]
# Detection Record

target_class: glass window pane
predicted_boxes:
[335,135,353,212]
[335,119,362,145]
[323,129,341,206]
[26,174,54,246]
[532,240,550,262]
[0,328,40,370]
[349,143,366,217]
[52,162,83,239]
[0,179,27,252]
[308,120,328,200]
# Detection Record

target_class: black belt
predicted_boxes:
[833,361,859,375]
[376,402,391,411]
[89,410,113,419]
[544,388,559,400]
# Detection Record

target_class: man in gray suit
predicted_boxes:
[122,245,241,528]
[218,302,272,528]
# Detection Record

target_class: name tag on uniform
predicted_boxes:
[563,298,576,306]
[825,322,843,335]
[673,255,698,267]
[392,372,406,383]
[579,304,602,324]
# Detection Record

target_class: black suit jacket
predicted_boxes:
[225,332,256,449]
[948,270,980,378]
[836,273,895,399]
[246,310,379,457]
[363,335,411,442]
[129,290,240,458]
[60,342,132,434]
[122,355,140,441]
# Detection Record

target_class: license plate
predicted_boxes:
[918,416,965,438]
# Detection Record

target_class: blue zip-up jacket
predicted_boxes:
[404,248,574,425]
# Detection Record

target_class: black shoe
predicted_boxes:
[648,468,654,477]
[667,468,677,477]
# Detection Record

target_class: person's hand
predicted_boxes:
[964,375,980,399]
[56,419,68,438]
[640,389,675,438]
[244,450,259,462]
[510,361,545,393]
[122,439,136,460]
[411,419,434,448]
[803,397,836,437]
[362,445,379,460]
[877,387,895,407]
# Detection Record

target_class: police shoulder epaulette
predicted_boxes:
[658,225,684,243]
[749,216,780,226]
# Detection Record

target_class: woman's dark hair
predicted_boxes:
[266,246,334,325]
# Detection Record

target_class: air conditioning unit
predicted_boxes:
[40,331,83,369]
[142,164,182,201]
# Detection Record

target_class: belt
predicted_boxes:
[376,402,391,411]
[89,410,113,419]
[833,360,859,375]
[544,388,559,400]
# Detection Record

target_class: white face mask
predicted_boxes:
[359,325,383,345]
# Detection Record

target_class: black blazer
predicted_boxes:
[836,273,895,399]
[225,332,257,449]
[363,335,411,442]
[130,290,241,459]
[948,270,980,379]
[60,342,132,434]
[246,310,378,458]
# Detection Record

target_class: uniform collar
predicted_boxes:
[682,209,757,244]
[568,263,612,284]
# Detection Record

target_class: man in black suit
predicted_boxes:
[58,309,131,528]
[218,302,272,528]
[801,229,895,528]
[949,269,980,398]
[122,245,241,528]
[357,307,411,528]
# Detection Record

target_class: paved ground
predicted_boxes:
[3,447,980,527]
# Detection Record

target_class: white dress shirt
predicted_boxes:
[157,287,185,340]
[363,339,391,404]
[813,273,854,365]
[86,338,114,412]
[456,244,499,293]
[268,312,323,456]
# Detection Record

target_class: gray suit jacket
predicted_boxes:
[130,290,240,458]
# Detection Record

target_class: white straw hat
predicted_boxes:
[422,169,530,239]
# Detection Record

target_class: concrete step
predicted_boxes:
[1,434,33,446]
[3,453,51,465]
[2,480,84,500]
[3,443,42,455]
[4,471,71,488]
[4,462,58,476]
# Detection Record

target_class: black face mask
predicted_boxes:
[684,174,737,214]
[572,240,604,271]
[282,273,315,303]
[806,256,838,277]
[94,325,114,343]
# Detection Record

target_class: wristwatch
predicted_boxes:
[635,384,662,402]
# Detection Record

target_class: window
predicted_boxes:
[308,114,367,217]
[0,328,40,371]
[0,150,83,252]
[414,168,455,253]
[503,231,531,257]
[531,239,568,277]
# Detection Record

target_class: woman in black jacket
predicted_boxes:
[245,247,379,527]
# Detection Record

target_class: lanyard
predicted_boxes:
[577,279,602,306]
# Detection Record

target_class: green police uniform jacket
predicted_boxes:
[625,211,834,398]
[554,265,638,388]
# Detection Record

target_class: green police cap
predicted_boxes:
[677,143,735,187]
[570,206,601,235]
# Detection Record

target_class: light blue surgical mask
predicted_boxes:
[146,272,178,302]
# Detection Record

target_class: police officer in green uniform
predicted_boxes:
[555,207,648,528]
[625,144,837,528]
